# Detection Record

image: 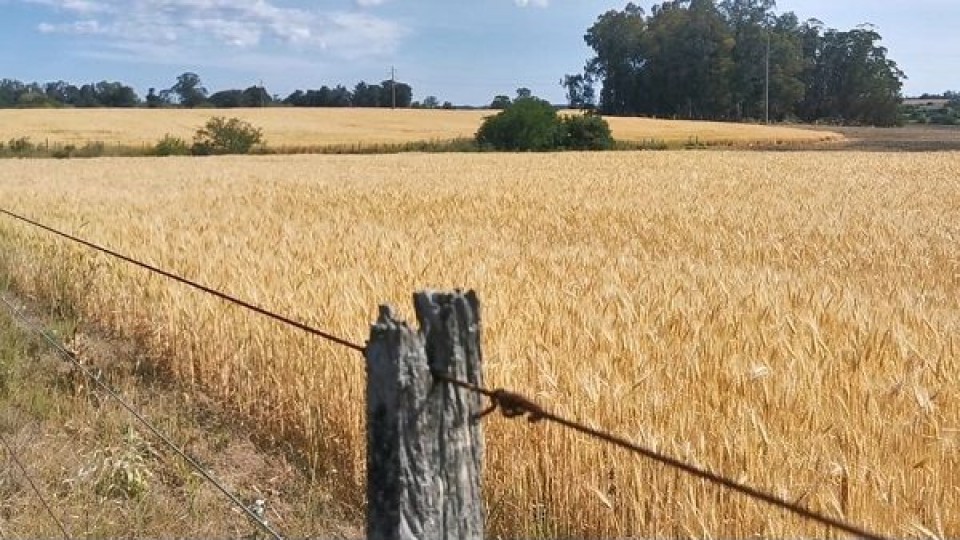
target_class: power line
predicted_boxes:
[0,209,364,354]
[0,208,890,539]
[0,295,285,540]
[0,429,71,540]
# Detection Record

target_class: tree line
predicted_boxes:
[0,72,434,109]
[902,91,960,126]
[566,0,906,126]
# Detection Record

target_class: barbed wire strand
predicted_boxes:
[0,295,285,540]
[0,209,364,353]
[0,429,72,540]
[0,208,889,540]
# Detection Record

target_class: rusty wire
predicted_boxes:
[434,373,888,540]
[0,209,364,353]
[1,207,890,540]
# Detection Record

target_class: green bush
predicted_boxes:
[476,97,614,152]
[154,135,190,156]
[192,117,264,155]
[561,113,613,150]
[476,97,562,151]
[51,144,76,159]
[8,137,34,154]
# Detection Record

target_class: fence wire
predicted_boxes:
[0,295,284,540]
[0,207,891,540]
[0,428,72,540]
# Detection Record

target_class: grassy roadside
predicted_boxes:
[0,288,357,538]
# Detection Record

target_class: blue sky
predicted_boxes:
[0,0,955,106]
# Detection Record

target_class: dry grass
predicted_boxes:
[0,107,838,148]
[0,151,957,538]
[0,293,353,538]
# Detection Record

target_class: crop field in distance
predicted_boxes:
[0,107,839,149]
[0,151,957,538]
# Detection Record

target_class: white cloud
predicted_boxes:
[514,0,548,6]
[355,0,385,6]
[25,0,109,13]
[25,0,407,63]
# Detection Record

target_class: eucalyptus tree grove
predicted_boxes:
[568,0,904,126]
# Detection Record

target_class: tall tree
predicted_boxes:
[721,0,775,118]
[0,79,26,107]
[643,0,735,119]
[352,81,381,107]
[208,89,244,108]
[561,74,596,109]
[490,95,512,109]
[379,80,413,108]
[797,23,904,125]
[579,0,904,124]
[241,85,271,107]
[94,81,139,107]
[584,2,647,115]
[169,72,208,108]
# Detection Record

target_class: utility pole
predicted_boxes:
[765,31,770,124]
[391,66,396,110]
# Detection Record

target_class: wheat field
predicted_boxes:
[0,107,839,148]
[0,151,956,538]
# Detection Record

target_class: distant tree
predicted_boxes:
[208,89,245,108]
[643,0,736,119]
[379,80,413,108]
[329,85,352,107]
[145,88,168,108]
[353,81,381,107]
[44,81,80,105]
[561,74,596,109]
[17,91,58,108]
[74,84,100,107]
[241,85,271,107]
[169,72,208,108]
[0,79,27,107]
[312,86,333,106]
[422,95,440,109]
[516,87,533,99]
[490,95,512,109]
[442,101,454,109]
[797,23,904,125]
[584,2,647,115]
[579,1,904,125]
[94,81,139,107]
[476,96,562,151]
[283,89,305,106]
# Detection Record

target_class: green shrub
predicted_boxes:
[192,117,264,155]
[561,113,613,150]
[154,135,190,156]
[51,144,77,159]
[8,137,34,154]
[476,97,562,151]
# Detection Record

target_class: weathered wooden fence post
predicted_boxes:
[365,290,485,540]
